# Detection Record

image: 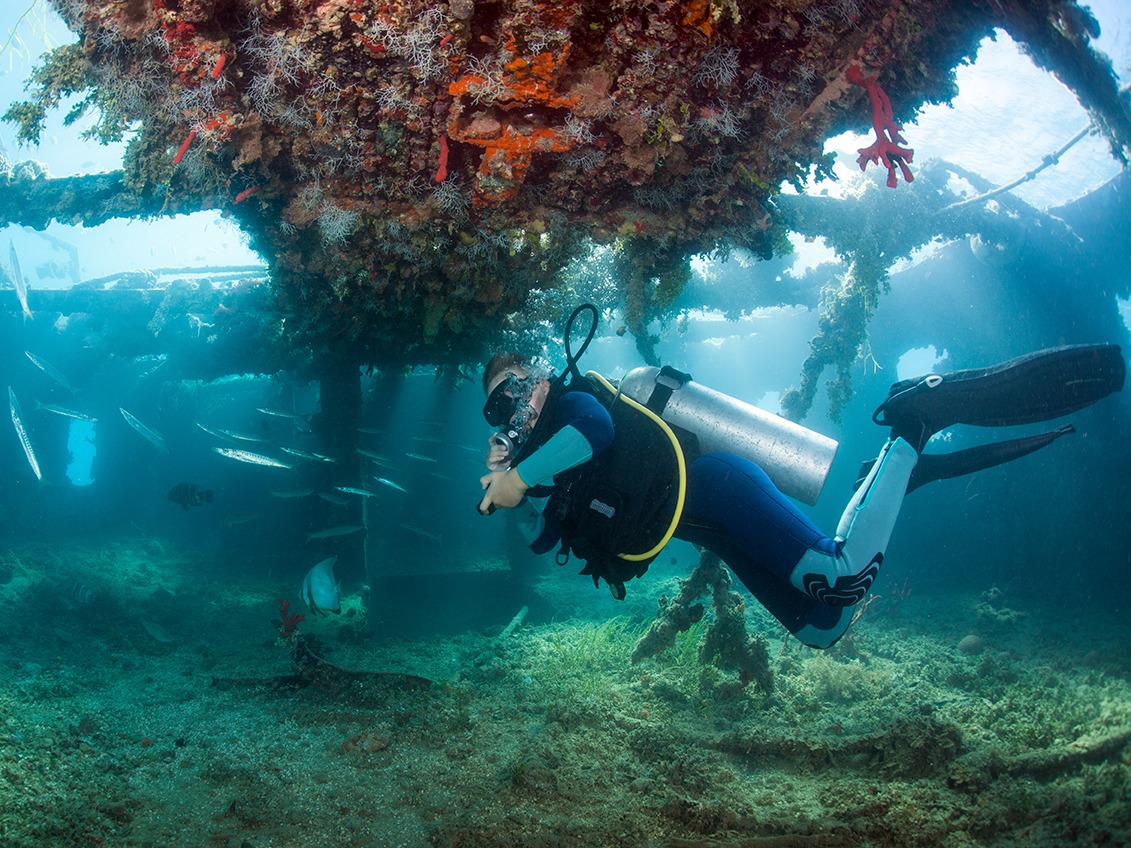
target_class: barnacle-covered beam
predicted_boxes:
[0,165,214,227]
[4,0,1128,370]
[774,158,1125,422]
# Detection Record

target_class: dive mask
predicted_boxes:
[484,371,546,462]
[482,376,522,427]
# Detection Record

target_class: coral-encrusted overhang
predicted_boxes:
[6,0,1130,366]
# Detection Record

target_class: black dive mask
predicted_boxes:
[483,375,523,427]
[483,372,545,463]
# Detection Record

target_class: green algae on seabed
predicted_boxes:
[0,538,1130,847]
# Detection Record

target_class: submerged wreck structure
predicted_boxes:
[2,0,1129,389]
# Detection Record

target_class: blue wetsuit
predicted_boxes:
[512,389,917,649]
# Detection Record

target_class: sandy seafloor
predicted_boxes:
[1,535,1130,848]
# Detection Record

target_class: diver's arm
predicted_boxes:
[515,391,615,485]
[479,426,593,509]
[479,466,529,509]
[514,425,594,486]
[479,391,613,512]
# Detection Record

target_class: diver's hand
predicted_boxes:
[485,436,510,472]
[478,467,529,513]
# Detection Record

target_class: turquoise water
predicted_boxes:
[1,1,1130,845]
[1,184,1128,842]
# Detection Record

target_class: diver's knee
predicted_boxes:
[790,547,882,606]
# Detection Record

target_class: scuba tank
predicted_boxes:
[617,365,838,505]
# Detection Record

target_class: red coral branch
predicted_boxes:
[278,598,305,637]
[233,186,260,204]
[434,136,450,183]
[172,129,196,165]
[847,65,914,188]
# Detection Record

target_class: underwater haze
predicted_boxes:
[3,2,1131,848]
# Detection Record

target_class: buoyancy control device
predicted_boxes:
[550,369,690,600]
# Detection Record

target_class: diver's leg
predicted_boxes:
[678,448,915,645]
[674,523,854,649]
[788,438,918,605]
[677,453,855,647]
[679,453,837,579]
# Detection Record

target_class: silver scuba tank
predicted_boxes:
[616,366,838,505]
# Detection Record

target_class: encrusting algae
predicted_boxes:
[4,0,1129,375]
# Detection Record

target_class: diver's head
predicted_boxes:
[482,353,553,439]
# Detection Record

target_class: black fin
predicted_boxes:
[874,343,1124,451]
[856,425,1078,494]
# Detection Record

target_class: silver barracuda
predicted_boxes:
[257,407,307,420]
[357,448,392,462]
[334,486,379,497]
[120,407,170,455]
[196,422,238,442]
[372,476,407,493]
[24,351,75,393]
[305,524,364,542]
[35,401,98,423]
[399,523,442,544]
[215,428,267,443]
[221,512,260,527]
[269,486,316,498]
[9,387,42,480]
[213,447,292,468]
[8,242,32,321]
[281,446,336,463]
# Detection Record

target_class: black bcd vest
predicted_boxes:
[550,373,697,599]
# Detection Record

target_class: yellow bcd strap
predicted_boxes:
[585,371,687,562]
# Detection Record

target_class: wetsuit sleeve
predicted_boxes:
[515,426,592,486]
[514,391,614,487]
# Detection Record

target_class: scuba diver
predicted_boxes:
[477,306,1125,648]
